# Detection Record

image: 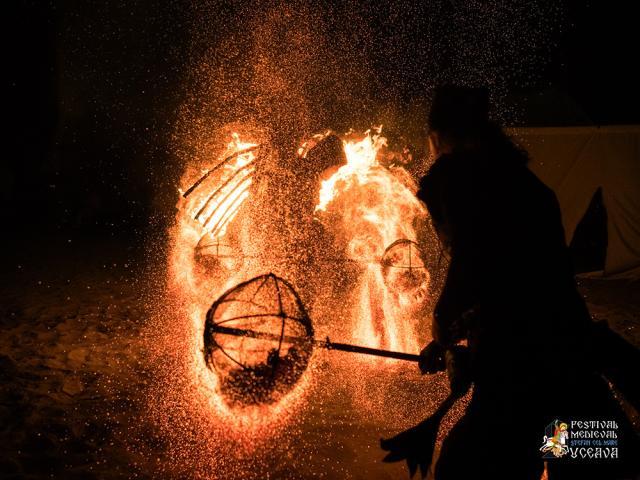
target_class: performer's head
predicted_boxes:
[427,84,490,156]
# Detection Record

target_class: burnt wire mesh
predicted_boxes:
[204,273,314,406]
[381,239,430,301]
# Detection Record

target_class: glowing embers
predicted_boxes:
[182,133,259,240]
[204,273,313,407]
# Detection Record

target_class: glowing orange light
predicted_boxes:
[164,127,432,454]
[168,131,314,441]
[315,127,429,355]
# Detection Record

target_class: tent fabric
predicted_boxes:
[507,126,640,276]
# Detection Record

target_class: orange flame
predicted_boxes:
[315,127,429,355]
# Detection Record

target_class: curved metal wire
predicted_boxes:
[198,161,253,216]
[381,238,428,271]
[204,273,314,372]
[182,145,260,199]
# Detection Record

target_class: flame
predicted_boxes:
[316,126,387,213]
[315,127,429,355]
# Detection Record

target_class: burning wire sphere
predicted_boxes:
[194,237,244,272]
[381,239,430,306]
[204,273,314,407]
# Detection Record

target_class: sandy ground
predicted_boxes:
[0,234,638,479]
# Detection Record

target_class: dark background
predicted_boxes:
[5,0,639,240]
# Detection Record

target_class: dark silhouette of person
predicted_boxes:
[382,86,639,480]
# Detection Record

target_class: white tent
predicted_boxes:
[509,126,640,277]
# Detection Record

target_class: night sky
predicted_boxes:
[6,0,639,238]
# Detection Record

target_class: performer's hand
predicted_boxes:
[418,341,446,374]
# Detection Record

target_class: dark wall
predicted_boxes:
[563,0,640,125]
[6,1,189,237]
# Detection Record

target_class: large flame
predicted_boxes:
[316,127,387,213]
[315,127,429,355]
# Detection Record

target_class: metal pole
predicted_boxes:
[209,324,420,363]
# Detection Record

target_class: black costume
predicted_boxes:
[410,87,638,479]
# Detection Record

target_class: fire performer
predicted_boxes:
[381,85,639,479]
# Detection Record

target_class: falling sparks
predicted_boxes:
[164,126,433,454]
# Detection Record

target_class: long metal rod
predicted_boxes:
[192,251,426,268]
[210,324,420,363]
[317,339,421,362]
